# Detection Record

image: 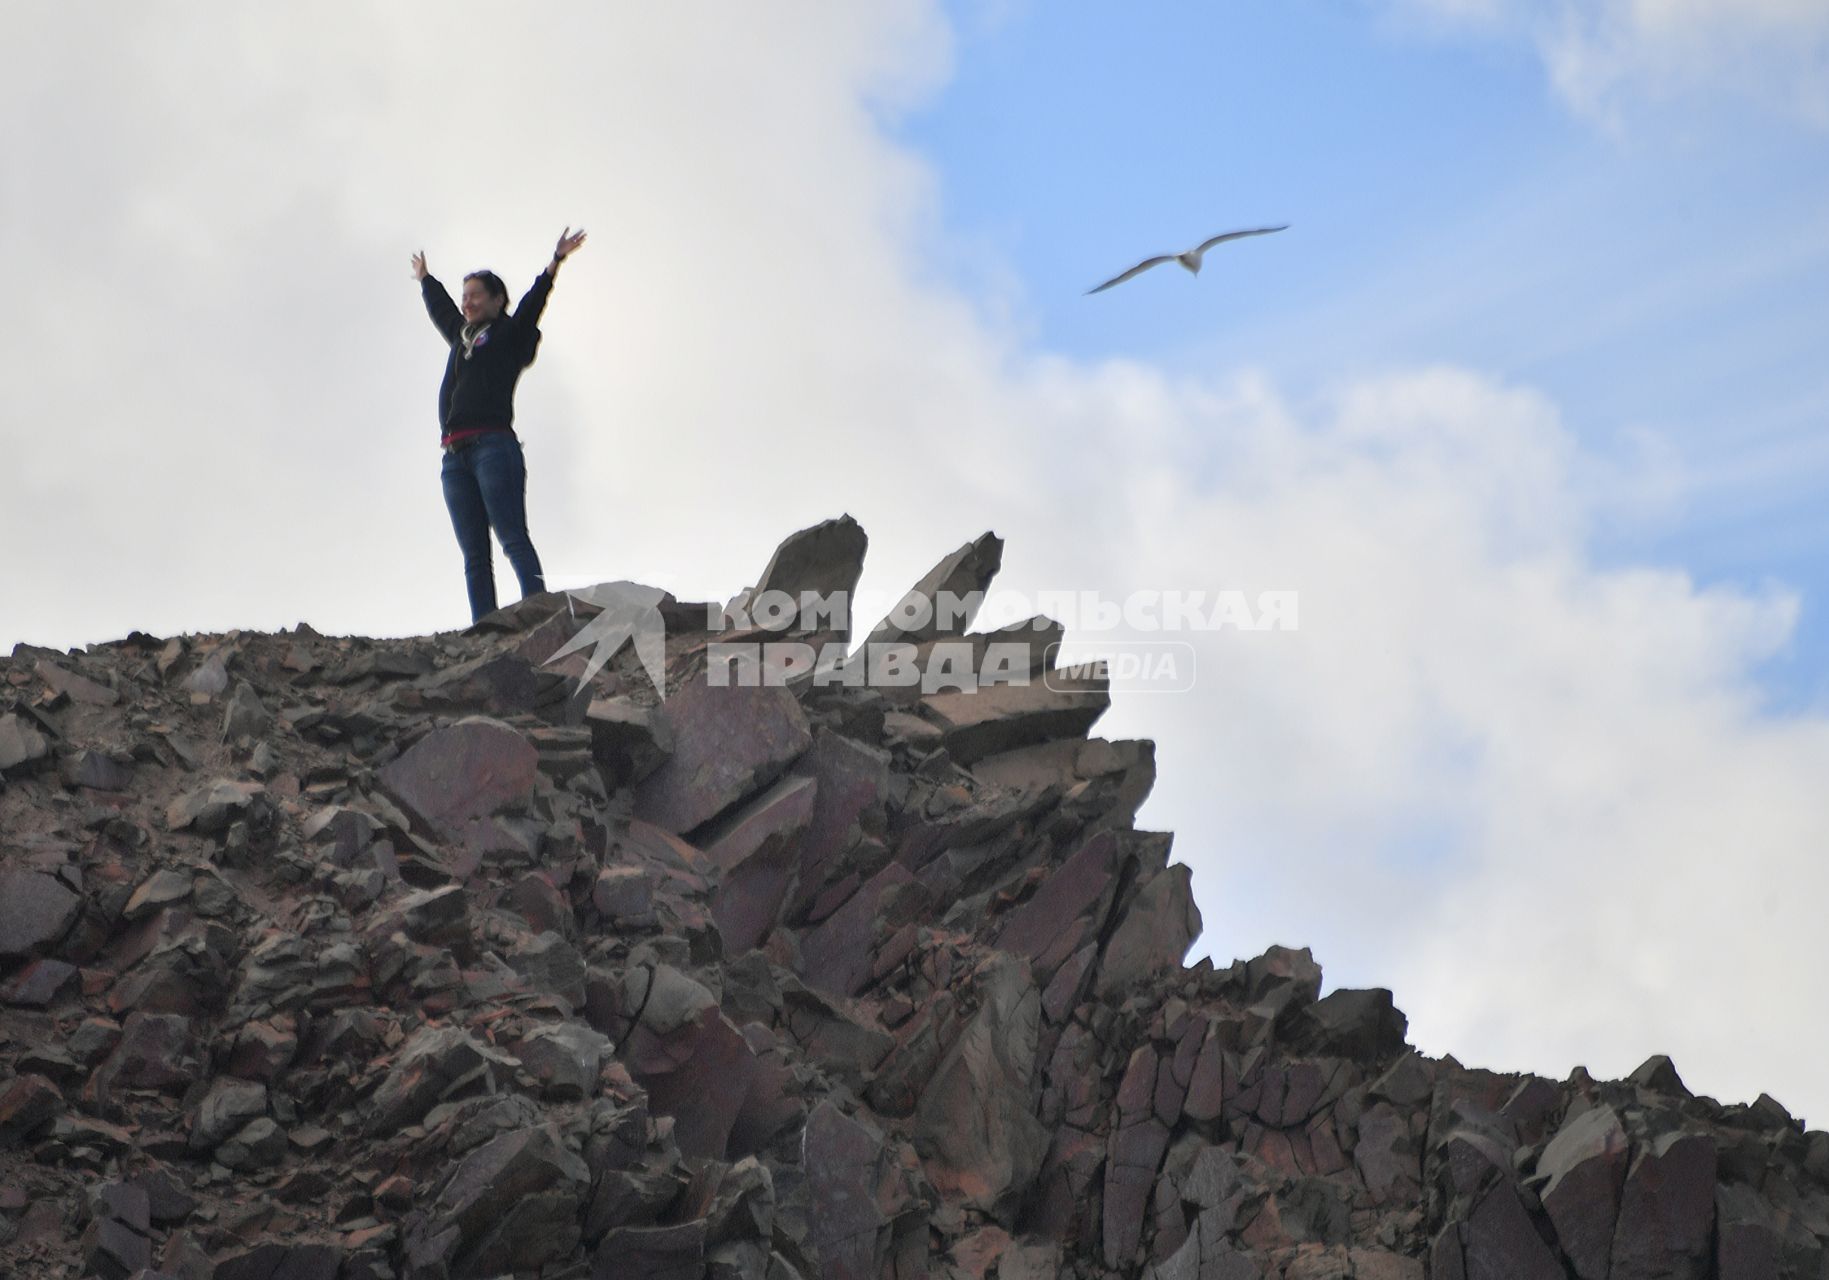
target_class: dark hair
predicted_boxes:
[462,270,510,313]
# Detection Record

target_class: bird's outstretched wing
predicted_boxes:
[1086,254,1176,295]
[1193,225,1289,255]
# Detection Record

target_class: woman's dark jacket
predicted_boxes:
[419,269,554,435]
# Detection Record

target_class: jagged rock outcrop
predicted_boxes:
[1,514,1826,1279]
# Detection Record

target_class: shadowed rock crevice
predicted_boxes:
[1,514,1825,1279]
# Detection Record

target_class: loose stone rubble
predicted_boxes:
[1,513,1826,1279]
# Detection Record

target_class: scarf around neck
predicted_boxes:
[459,318,493,361]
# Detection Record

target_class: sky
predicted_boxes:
[4,3,1828,1125]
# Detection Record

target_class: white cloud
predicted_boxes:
[1391,0,1829,123]
[5,4,1828,1127]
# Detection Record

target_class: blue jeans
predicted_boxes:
[440,432,546,623]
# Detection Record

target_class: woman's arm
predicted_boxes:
[513,227,587,323]
[512,228,588,361]
[413,250,463,344]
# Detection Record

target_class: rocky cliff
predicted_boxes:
[1,515,1825,1280]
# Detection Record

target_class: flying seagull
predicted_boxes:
[1086,224,1289,295]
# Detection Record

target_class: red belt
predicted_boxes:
[442,426,511,452]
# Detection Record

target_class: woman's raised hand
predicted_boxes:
[551,227,587,269]
[410,251,428,282]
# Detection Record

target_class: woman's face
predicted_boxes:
[460,278,504,324]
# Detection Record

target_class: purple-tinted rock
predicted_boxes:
[164,778,265,834]
[214,1243,344,1280]
[179,650,230,696]
[1499,1077,1561,1146]
[787,730,890,915]
[804,1101,889,1280]
[864,531,1003,648]
[216,1116,287,1170]
[80,1213,151,1279]
[1,957,79,1006]
[36,657,119,705]
[0,869,81,958]
[798,861,915,998]
[366,1025,509,1134]
[629,1002,759,1160]
[593,1220,707,1280]
[1537,1104,1627,1280]
[1611,1132,1716,1280]
[93,1012,198,1099]
[592,866,657,928]
[912,955,1048,1215]
[1040,945,1097,1025]
[749,513,869,599]
[1356,1102,1422,1205]
[995,828,1120,973]
[397,884,469,945]
[920,668,1109,766]
[88,1180,150,1236]
[300,805,384,869]
[1715,1183,1780,1279]
[1286,987,1409,1061]
[1095,862,1201,999]
[633,678,812,834]
[585,695,674,786]
[0,712,51,772]
[516,1021,611,1102]
[131,1168,198,1225]
[432,1123,591,1278]
[189,1077,268,1150]
[1105,1045,1173,1269]
[1183,1021,1228,1123]
[122,869,193,923]
[507,930,587,1007]
[376,715,538,837]
[505,871,571,935]
[0,1074,64,1141]
[1462,1180,1564,1280]
[60,748,135,792]
[221,680,273,742]
[703,773,816,953]
[1627,1054,1690,1097]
